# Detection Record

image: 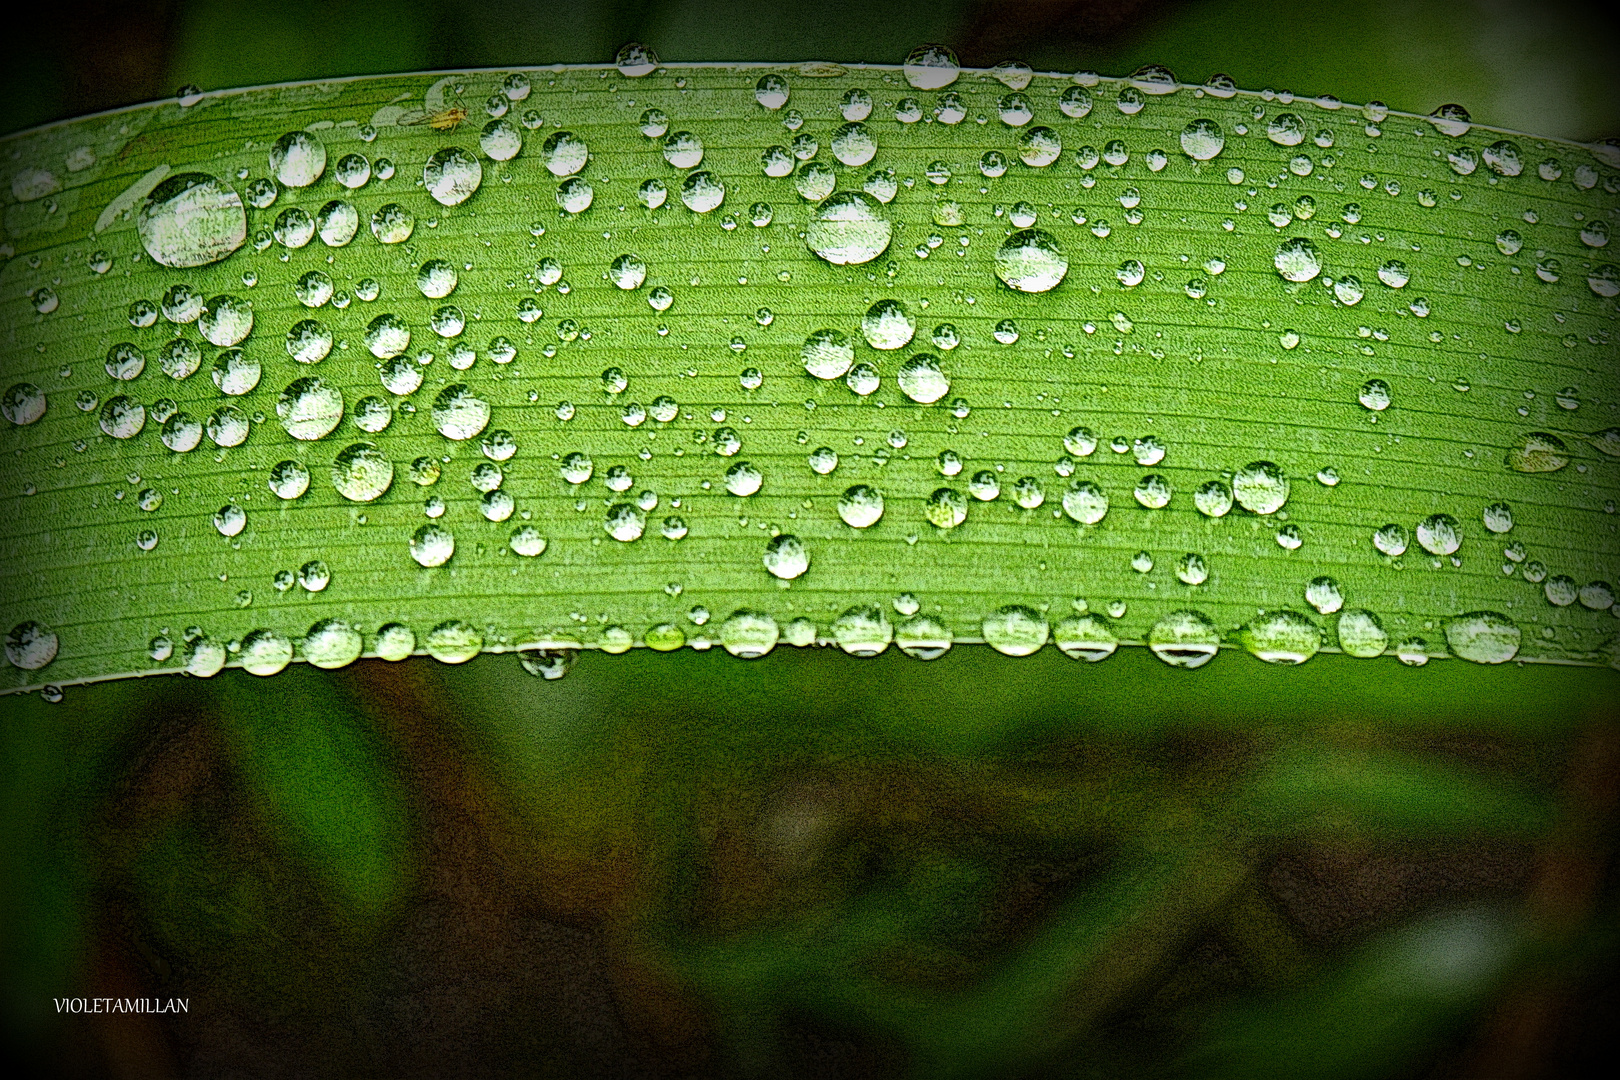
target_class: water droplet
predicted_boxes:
[829,121,877,167]
[838,484,884,527]
[424,620,482,664]
[1061,480,1108,524]
[5,621,58,670]
[410,523,455,566]
[981,605,1048,656]
[614,41,658,77]
[181,632,227,678]
[994,229,1068,292]
[1172,553,1211,586]
[1505,432,1568,473]
[1229,461,1287,515]
[98,395,145,439]
[724,461,763,496]
[1415,513,1461,555]
[860,299,915,350]
[541,130,588,177]
[1052,615,1116,661]
[828,87,872,124]
[431,384,490,440]
[1134,474,1171,508]
[268,459,310,500]
[275,377,343,441]
[1148,610,1220,669]
[136,173,247,268]
[2,383,46,426]
[897,354,949,404]
[1237,610,1321,664]
[1180,118,1224,160]
[1359,378,1391,411]
[369,623,415,662]
[924,487,966,528]
[806,191,892,265]
[1445,611,1520,664]
[903,44,959,90]
[1429,103,1471,136]
[1274,237,1321,282]
[763,534,809,579]
[239,629,294,676]
[269,130,326,187]
[594,254,647,296]
[680,171,725,213]
[1588,265,1620,297]
[1305,576,1344,615]
[330,441,394,502]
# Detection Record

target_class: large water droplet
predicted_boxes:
[1061,480,1109,524]
[410,523,455,567]
[1305,576,1344,615]
[136,173,247,268]
[426,620,482,663]
[480,118,523,161]
[1416,513,1460,555]
[424,147,481,206]
[1335,609,1388,657]
[892,615,950,659]
[1445,611,1519,664]
[370,203,415,243]
[925,487,967,528]
[806,192,891,265]
[1240,610,1322,664]
[897,354,949,404]
[721,609,779,657]
[1232,461,1289,514]
[269,459,310,499]
[982,605,1048,656]
[432,383,489,440]
[1148,610,1221,669]
[754,74,790,110]
[861,299,915,349]
[680,171,725,212]
[239,629,294,675]
[197,294,253,346]
[1504,432,1568,473]
[98,396,146,439]
[615,42,658,77]
[302,619,363,670]
[1054,615,1117,661]
[1429,103,1471,136]
[2,383,46,426]
[5,621,58,670]
[1180,119,1225,160]
[994,229,1068,292]
[269,131,326,186]
[541,131,589,177]
[373,624,416,662]
[1274,237,1321,282]
[838,485,884,527]
[830,122,877,167]
[609,252,647,289]
[764,534,809,579]
[802,328,854,379]
[604,503,646,541]
[902,44,959,90]
[332,441,394,501]
[832,605,892,655]
[277,377,343,440]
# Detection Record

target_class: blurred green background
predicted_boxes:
[3,1,1619,1076]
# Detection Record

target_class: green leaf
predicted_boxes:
[2,59,1617,691]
